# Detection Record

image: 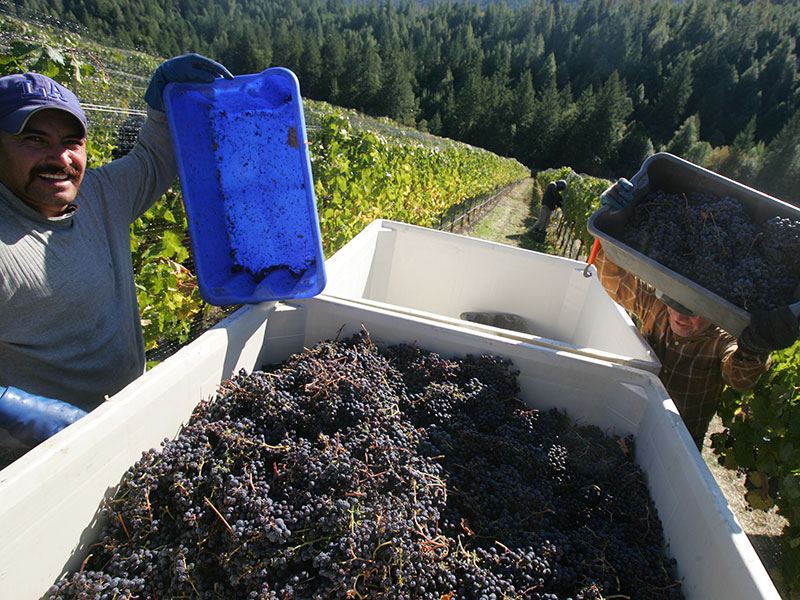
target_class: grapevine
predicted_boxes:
[712,343,800,598]
[307,108,529,255]
[49,333,683,600]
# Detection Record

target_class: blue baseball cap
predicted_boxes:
[0,73,87,136]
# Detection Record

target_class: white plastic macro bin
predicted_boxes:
[323,220,660,374]
[0,296,779,600]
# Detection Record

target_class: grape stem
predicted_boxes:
[203,495,233,534]
[116,512,131,541]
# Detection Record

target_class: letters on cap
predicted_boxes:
[0,72,88,136]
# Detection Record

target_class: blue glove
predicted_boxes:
[0,386,87,448]
[145,53,234,112]
[600,178,635,210]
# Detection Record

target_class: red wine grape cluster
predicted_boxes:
[620,190,800,311]
[48,333,683,600]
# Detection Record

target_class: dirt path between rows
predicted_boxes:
[458,177,789,598]
[457,178,537,244]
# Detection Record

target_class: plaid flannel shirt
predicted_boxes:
[594,248,770,444]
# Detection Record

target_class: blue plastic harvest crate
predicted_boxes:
[164,67,326,305]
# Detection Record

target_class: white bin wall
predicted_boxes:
[0,302,276,600]
[324,220,657,371]
[0,297,778,600]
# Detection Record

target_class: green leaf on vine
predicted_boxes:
[745,471,777,511]
[784,473,800,502]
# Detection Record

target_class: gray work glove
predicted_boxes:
[600,178,635,210]
[738,305,799,355]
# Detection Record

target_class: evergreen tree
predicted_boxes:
[650,54,693,145]
[272,21,304,73]
[528,79,569,169]
[757,39,800,142]
[220,25,272,76]
[534,52,557,92]
[511,70,536,161]
[665,114,712,166]
[298,37,323,99]
[340,30,383,115]
[757,108,800,204]
[319,30,347,105]
[378,50,418,125]
[616,122,655,175]
[715,116,764,186]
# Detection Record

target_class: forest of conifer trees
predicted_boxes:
[6,0,800,203]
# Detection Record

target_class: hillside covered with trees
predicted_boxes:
[6,0,800,203]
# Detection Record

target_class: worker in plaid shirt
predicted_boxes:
[594,179,799,449]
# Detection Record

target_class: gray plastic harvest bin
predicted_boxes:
[323,219,660,373]
[0,296,779,600]
[588,152,800,337]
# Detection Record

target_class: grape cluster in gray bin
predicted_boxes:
[49,333,684,600]
[621,190,800,311]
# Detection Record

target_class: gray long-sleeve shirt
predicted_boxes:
[0,108,176,411]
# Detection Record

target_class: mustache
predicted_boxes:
[31,164,81,179]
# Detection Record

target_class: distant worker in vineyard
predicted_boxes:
[0,54,233,449]
[593,179,799,449]
[531,178,566,239]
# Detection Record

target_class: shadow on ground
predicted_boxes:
[504,200,552,252]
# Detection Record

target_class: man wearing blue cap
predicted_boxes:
[0,54,233,449]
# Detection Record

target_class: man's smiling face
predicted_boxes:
[666,305,712,338]
[0,108,87,217]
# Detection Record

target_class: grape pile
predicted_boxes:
[620,190,800,311]
[48,333,683,600]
